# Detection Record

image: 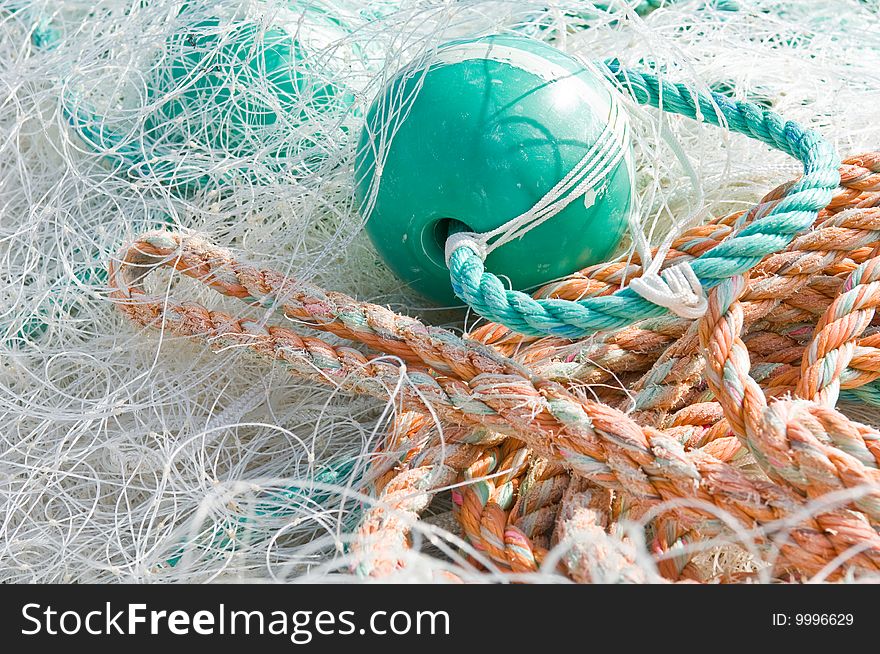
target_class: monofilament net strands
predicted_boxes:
[4,0,880,583]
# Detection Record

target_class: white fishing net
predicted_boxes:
[2,0,880,583]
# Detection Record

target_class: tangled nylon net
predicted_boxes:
[3,0,880,583]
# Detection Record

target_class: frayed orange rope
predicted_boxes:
[108,154,880,582]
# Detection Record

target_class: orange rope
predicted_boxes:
[108,153,880,582]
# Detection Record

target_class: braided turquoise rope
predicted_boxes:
[449,61,840,338]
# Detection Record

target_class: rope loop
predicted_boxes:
[447,61,841,338]
[629,261,708,319]
[444,232,486,266]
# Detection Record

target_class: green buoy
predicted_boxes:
[355,34,634,305]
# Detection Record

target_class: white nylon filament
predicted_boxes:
[4,0,880,584]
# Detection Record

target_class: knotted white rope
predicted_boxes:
[628,261,708,319]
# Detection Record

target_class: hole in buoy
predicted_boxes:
[422,218,473,270]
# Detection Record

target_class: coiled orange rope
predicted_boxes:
[108,153,880,582]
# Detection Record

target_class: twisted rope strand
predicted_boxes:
[618,207,880,420]
[699,266,880,524]
[110,231,524,382]
[474,159,880,403]
[453,450,572,573]
[516,153,877,311]
[352,412,505,577]
[797,252,880,406]
[516,207,880,415]
[551,477,649,583]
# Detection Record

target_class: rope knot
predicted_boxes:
[629,261,708,319]
[445,232,487,266]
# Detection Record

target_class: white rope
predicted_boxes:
[628,102,709,319]
[628,261,708,319]
[444,232,487,265]
[444,97,630,265]
[439,70,709,320]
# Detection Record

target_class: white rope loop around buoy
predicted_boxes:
[444,232,487,264]
[443,99,630,266]
[442,58,712,320]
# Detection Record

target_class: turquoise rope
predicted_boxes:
[840,382,880,407]
[449,61,840,338]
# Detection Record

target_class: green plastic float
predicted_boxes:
[355,34,635,305]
